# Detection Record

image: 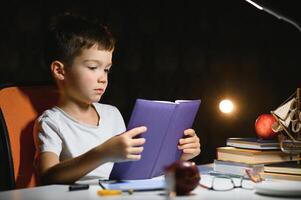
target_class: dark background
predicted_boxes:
[0,0,300,164]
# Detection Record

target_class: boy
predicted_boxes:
[34,13,201,185]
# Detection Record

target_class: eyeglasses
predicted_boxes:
[199,174,256,191]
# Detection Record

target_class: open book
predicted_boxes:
[109,99,201,180]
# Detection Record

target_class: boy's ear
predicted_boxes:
[51,61,66,80]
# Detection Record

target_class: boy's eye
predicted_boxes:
[88,66,98,70]
[104,68,111,73]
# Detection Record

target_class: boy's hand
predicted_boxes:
[178,129,201,161]
[99,126,147,162]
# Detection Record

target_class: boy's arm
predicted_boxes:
[36,126,147,185]
[37,147,108,184]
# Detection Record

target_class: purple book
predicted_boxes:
[109,99,201,180]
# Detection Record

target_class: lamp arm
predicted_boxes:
[245,0,301,32]
[263,8,301,32]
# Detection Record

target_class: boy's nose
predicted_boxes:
[97,74,107,83]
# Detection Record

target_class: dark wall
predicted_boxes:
[1,0,300,164]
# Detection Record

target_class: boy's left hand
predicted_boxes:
[178,129,201,161]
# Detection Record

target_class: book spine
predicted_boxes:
[226,142,280,150]
[150,104,178,177]
[214,162,264,176]
[217,151,298,164]
[261,172,301,181]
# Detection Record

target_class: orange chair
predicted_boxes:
[0,84,58,190]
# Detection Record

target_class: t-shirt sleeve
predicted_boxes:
[112,106,126,135]
[34,115,62,157]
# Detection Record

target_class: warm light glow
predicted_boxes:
[219,99,234,114]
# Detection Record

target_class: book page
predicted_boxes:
[153,100,176,104]
[175,100,195,103]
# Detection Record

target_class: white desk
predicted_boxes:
[0,165,299,200]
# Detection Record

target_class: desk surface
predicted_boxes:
[0,164,299,200]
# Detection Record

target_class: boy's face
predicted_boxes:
[63,45,112,104]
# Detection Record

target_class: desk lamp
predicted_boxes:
[245,0,301,160]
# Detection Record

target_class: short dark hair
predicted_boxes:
[44,13,115,67]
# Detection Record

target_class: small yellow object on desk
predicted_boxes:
[127,189,134,195]
[97,180,134,196]
[97,189,122,196]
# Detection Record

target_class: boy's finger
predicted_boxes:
[129,146,144,154]
[184,129,196,136]
[131,138,146,146]
[127,126,147,137]
[179,136,199,144]
[126,154,141,161]
[183,148,199,154]
[178,143,200,150]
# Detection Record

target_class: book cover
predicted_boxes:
[213,160,264,176]
[109,99,201,180]
[216,147,298,164]
[226,137,280,150]
[264,161,301,175]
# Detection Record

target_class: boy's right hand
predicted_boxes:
[97,126,147,162]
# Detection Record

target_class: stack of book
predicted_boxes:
[213,137,299,178]
[261,160,301,181]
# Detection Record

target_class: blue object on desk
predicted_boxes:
[104,177,166,191]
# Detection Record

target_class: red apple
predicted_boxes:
[255,114,277,139]
[165,161,200,196]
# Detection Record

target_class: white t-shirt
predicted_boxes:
[34,103,126,179]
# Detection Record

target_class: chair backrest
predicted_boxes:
[0,84,58,190]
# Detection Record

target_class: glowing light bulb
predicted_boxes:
[219,99,234,114]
